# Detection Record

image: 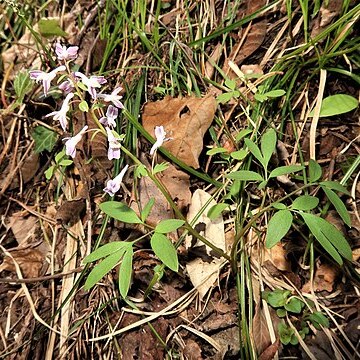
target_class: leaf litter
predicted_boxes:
[0,0,359,359]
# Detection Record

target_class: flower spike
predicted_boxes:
[99,105,118,127]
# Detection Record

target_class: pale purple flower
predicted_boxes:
[64,125,88,158]
[59,78,75,94]
[106,127,121,160]
[99,105,118,127]
[150,126,168,155]
[29,65,66,96]
[74,71,107,99]
[97,87,124,108]
[55,43,79,61]
[45,92,74,131]
[103,164,129,197]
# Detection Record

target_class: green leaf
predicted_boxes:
[300,213,352,264]
[291,195,319,211]
[263,89,286,98]
[84,251,123,290]
[244,138,264,167]
[45,165,55,180]
[14,71,32,103]
[217,92,234,104]
[100,202,143,224]
[308,159,322,183]
[272,202,287,210]
[153,162,169,174]
[150,233,178,271]
[79,100,89,112]
[55,150,66,163]
[254,93,267,102]
[119,248,133,298]
[322,188,351,226]
[207,147,228,156]
[226,170,264,182]
[235,129,252,142]
[261,128,277,169]
[284,298,303,314]
[269,165,304,178]
[309,94,358,117]
[155,219,185,233]
[290,334,299,345]
[320,181,349,195]
[38,18,68,37]
[83,242,129,263]
[77,82,88,92]
[276,308,287,318]
[225,78,237,90]
[207,203,228,220]
[278,323,294,345]
[266,289,291,308]
[59,159,73,166]
[308,312,329,329]
[135,164,148,178]
[141,198,155,222]
[230,149,248,160]
[31,126,58,153]
[265,210,293,248]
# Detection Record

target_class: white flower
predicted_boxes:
[55,43,79,61]
[64,125,88,158]
[150,126,168,155]
[45,92,74,131]
[97,87,124,108]
[29,65,66,96]
[99,105,118,127]
[106,127,121,160]
[103,165,129,196]
[74,71,107,99]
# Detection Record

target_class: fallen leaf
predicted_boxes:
[302,262,339,293]
[205,43,222,80]
[183,339,203,360]
[252,304,272,355]
[0,248,45,278]
[56,197,86,227]
[264,242,291,272]
[7,213,38,245]
[258,339,280,360]
[142,94,217,168]
[185,190,226,298]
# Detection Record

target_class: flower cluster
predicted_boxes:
[29,43,169,197]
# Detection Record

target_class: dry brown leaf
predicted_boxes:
[302,263,339,293]
[185,190,226,298]
[264,243,291,272]
[205,43,223,80]
[252,304,272,355]
[258,339,280,360]
[0,248,45,278]
[56,198,86,227]
[142,94,217,168]
[7,213,38,245]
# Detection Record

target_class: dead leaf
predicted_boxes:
[205,43,222,80]
[183,339,203,360]
[142,94,217,168]
[56,198,86,227]
[252,304,272,355]
[185,190,226,298]
[302,262,339,293]
[258,339,280,360]
[0,248,45,278]
[7,213,38,245]
[264,243,291,272]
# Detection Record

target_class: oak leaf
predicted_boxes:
[142,95,217,168]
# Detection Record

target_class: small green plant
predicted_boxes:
[262,289,330,345]
[44,149,73,180]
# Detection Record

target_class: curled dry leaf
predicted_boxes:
[7,213,38,245]
[264,242,291,272]
[252,304,272,356]
[185,189,226,299]
[142,94,217,168]
[0,248,45,278]
[302,262,339,293]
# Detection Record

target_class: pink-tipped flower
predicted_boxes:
[99,105,118,127]
[74,71,107,99]
[103,165,129,197]
[64,125,88,158]
[97,87,124,109]
[55,43,79,61]
[150,126,168,156]
[59,78,75,94]
[29,65,66,96]
[106,127,121,160]
[45,92,74,131]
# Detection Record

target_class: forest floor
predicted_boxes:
[0,0,359,359]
